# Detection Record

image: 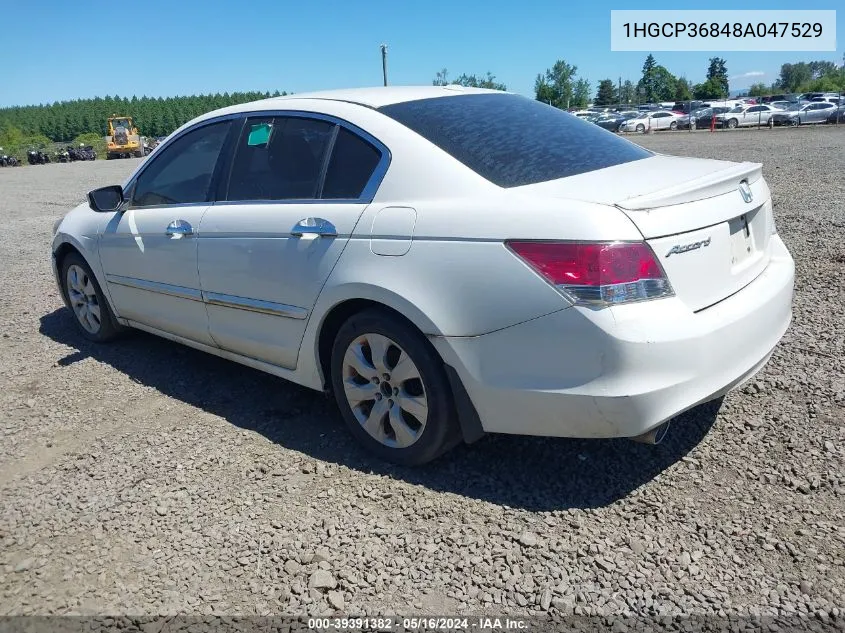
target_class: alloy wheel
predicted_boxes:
[341,333,428,448]
[66,264,101,334]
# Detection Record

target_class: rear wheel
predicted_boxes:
[330,309,460,465]
[669,121,678,130]
[60,252,123,343]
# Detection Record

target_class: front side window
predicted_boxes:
[131,120,230,207]
[227,116,335,201]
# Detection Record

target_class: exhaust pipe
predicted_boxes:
[631,421,671,445]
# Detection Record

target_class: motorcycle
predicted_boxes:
[27,150,51,165]
[68,145,96,161]
[54,149,70,163]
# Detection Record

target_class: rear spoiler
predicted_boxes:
[615,162,763,211]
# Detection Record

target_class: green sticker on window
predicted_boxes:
[247,123,272,146]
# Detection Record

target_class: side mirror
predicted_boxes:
[88,185,124,213]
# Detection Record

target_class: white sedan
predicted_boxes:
[716,104,780,128]
[618,110,684,132]
[51,87,794,464]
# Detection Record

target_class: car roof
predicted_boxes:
[223,85,508,111]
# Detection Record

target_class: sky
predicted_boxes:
[0,0,842,108]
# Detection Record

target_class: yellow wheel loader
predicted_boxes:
[105,115,143,159]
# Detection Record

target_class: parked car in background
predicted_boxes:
[676,106,730,130]
[716,104,779,128]
[594,111,640,132]
[811,96,843,106]
[768,101,792,110]
[771,102,837,126]
[826,105,845,124]
[49,87,795,464]
[619,110,684,132]
[671,100,706,114]
[760,94,794,103]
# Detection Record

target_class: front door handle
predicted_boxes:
[290,217,337,238]
[166,219,193,239]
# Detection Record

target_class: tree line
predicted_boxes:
[0,91,286,154]
[436,54,845,108]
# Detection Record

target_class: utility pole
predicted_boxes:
[618,76,622,106]
[380,44,388,87]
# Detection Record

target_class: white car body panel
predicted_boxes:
[51,86,795,442]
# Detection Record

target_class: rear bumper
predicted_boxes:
[431,235,794,439]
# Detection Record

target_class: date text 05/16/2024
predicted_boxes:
[307,617,529,631]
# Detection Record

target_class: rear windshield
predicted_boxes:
[377,93,652,188]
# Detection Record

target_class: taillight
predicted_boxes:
[765,200,777,235]
[506,240,674,306]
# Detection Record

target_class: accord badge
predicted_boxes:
[666,236,711,258]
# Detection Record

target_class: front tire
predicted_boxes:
[330,308,460,465]
[60,252,123,342]
[635,124,645,133]
[727,118,738,129]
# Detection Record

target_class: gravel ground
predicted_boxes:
[0,127,843,622]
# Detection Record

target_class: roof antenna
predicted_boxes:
[380,44,388,87]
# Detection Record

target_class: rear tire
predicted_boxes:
[330,308,461,466]
[669,121,677,130]
[60,252,124,343]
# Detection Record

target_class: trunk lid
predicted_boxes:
[513,155,774,312]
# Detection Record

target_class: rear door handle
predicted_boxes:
[290,217,337,238]
[166,219,193,239]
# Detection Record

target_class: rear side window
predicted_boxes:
[227,116,335,201]
[322,127,382,199]
[378,94,651,188]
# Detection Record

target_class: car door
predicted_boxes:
[652,112,668,129]
[197,113,388,369]
[744,105,765,126]
[97,118,232,345]
[810,103,834,122]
